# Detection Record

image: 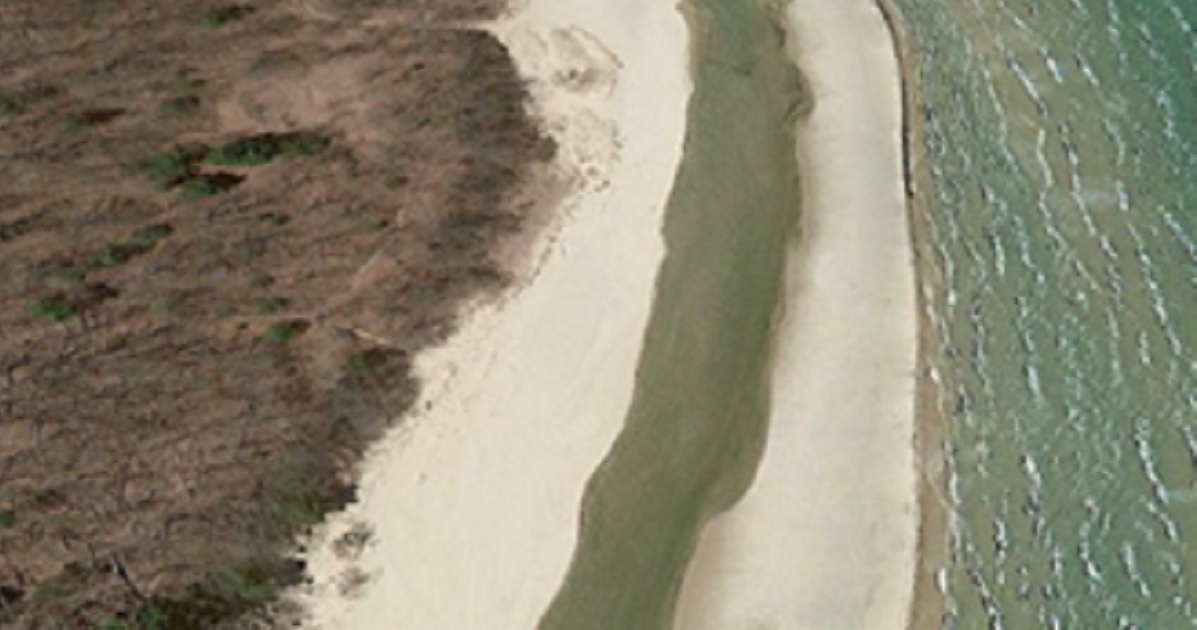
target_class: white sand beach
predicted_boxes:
[293,0,690,627]
[673,0,919,628]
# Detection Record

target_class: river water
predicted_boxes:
[894,0,1197,626]
[540,0,806,627]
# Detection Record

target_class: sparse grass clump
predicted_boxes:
[28,296,75,323]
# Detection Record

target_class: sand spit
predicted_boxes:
[673,0,919,627]
[292,0,691,627]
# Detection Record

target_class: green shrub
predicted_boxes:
[48,267,86,287]
[268,467,331,527]
[209,562,279,603]
[0,97,19,118]
[34,583,68,602]
[206,132,328,167]
[28,296,75,323]
[206,136,277,166]
[60,116,91,134]
[89,245,132,268]
[256,297,290,315]
[159,95,200,116]
[179,174,224,200]
[345,349,392,377]
[259,212,290,226]
[198,5,254,28]
[276,132,329,157]
[132,149,196,190]
[263,320,303,344]
[127,223,173,250]
[0,510,14,529]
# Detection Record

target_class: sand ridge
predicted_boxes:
[673,0,919,627]
[291,0,691,627]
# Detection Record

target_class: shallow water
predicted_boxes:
[895,0,1197,626]
[539,0,807,627]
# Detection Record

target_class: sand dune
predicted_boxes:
[292,0,690,627]
[673,0,919,627]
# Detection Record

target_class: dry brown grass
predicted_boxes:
[0,0,551,627]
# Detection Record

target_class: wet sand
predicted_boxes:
[292,0,691,626]
[673,0,919,627]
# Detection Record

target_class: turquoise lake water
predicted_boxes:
[895,0,1197,626]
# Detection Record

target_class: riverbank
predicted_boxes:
[673,0,919,627]
[290,0,691,626]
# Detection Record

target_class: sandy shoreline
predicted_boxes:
[673,0,919,627]
[291,0,691,626]
[872,0,952,626]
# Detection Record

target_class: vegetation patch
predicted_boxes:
[263,320,305,344]
[0,96,20,119]
[259,212,291,226]
[198,5,255,28]
[127,223,174,250]
[89,244,136,268]
[50,267,87,286]
[60,109,124,134]
[159,95,200,116]
[256,296,290,315]
[132,147,204,191]
[28,295,75,323]
[0,4,548,626]
[32,583,68,603]
[206,132,329,167]
[180,172,243,201]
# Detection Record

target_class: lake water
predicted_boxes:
[895,0,1197,625]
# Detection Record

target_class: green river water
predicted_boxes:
[539,0,807,627]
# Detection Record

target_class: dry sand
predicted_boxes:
[292,0,690,627]
[672,0,919,628]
